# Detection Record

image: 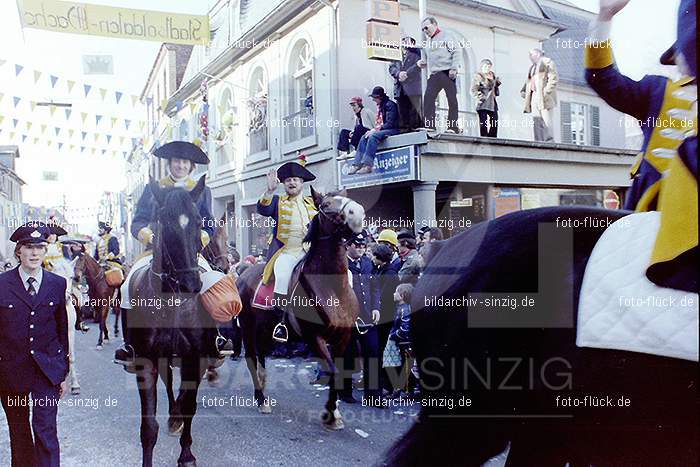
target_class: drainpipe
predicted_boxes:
[315,0,340,188]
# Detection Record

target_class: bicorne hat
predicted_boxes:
[98,221,112,232]
[660,0,696,75]
[153,141,210,165]
[277,153,316,182]
[10,222,51,245]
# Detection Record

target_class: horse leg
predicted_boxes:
[136,360,159,467]
[176,359,203,467]
[161,361,183,436]
[242,312,269,414]
[102,305,110,344]
[96,305,105,349]
[312,336,344,430]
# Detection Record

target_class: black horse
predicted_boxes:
[127,176,219,467]
[386,206,697,466]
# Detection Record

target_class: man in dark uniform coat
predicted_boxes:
[94,221,121,266]
[0,222,69,467]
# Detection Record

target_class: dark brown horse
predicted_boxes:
[127,176,219,467]
[73,252,123,349]
[236,187,365,429]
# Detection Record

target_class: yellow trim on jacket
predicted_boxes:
[584,39,614,69]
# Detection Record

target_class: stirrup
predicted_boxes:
[216,335,235,357]
[113,344,135,366]
[355,317,369,335]
[272,323,289,343]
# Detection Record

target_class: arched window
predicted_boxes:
[284,39,314,143]
[248,66,268,154]
[214,85,237,166]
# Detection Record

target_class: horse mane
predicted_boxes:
[303,214,320,245]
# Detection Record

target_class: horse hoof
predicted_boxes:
[323,417,345,431]
[258,402,273,414]
[168,418,184,436]
[206,371,220,387]
[177,461,196,467]
[103,339,110,344]
[71,387,81,395]
[95,345,103,350]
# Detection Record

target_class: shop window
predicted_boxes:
[214,85,237,166]
[283,39,315,144]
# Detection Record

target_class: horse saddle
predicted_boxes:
[577,211,699,361]
[252,257,308,310]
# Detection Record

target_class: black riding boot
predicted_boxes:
[114,309,135,370]
[74,308,89,333]
[272,293,289,343]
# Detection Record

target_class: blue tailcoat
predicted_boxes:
[348,255,373,320]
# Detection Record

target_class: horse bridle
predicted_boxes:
[150,214,201,290]
[317,196,354,242]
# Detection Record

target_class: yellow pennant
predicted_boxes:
[33,137,39,144]
[26,122,32,131]
[160,98,168,110]
[81,112,88,123]
[131,95,139,107]
[111,117,117,128]
[67,80,76,93]
[30,101,37,111]
[139,121,145,131]
[94,133,100,142]
[91,148,96,155]
[47,139,52,147]
[0,116,4,125]
[100,88,108,100]
[119,136,125,144]
[10,131,16,140]
[189,102,197,114]
[41,124,47,134]
[69,144,75,150]
[69,129,75,138]
[33,70,42,83]
[49,105,57,116]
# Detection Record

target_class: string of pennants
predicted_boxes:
[0,128,132,157]
[0,58,144,108]
[0,114,144,142]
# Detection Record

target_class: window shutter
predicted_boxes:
[560,101,572,144]
[590,105,600,146]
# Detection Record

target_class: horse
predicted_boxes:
[127,176,220,467]
[236,187,365,429]
[73,252,122,349]
[386,206,698,466]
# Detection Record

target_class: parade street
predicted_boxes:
[0,319,415,466]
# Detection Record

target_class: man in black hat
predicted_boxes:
[0,222,70,467]
[348,86,400,175]
[257,155,318,342]
[94,221,121,268]
[115,141,216,366]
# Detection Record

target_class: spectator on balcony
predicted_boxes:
[521,48,559,142]
[390,36,423,132]
[347,86,400,175]
[417,16,462,134]
[336,97,376,160]
[471,59,501,137]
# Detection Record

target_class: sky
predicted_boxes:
[0,0,683,233]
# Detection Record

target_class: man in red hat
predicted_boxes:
[257,155,318,342]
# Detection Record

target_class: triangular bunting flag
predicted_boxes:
[81,112,88,123]
[106,135,112,143]
[131,95,139,107]
[69,129,75,138]
[0,59,5,67]
[33,70,42,83]
[102,149,106,155]
[159,98,168,110]
[26,122,32,131]
[146,96,153,105]
[80,146,85,153]
[119,136,125,145]
[0,117,4,126]
[30,101,37,111]
[55,127,60,136]
[84,84,91,97]
[12,119,18,128]
[22,134,27,143]
[65,109,72,120]
[91,148,96,155]
[69,144,75,151]
[67,80,76,93]
[15,64,23,76]
[100,88,108,100]
[81,131,87,141]
[139,121,145,131]
[58,142,63,150]
[111,117,117,128]
[13,96,21,107]
[9,131,16,140]
[124,119,131,130]
[189,102,197,114]
[94,133,99,142]
[33,138,39,144]
[41,124,47,134]
[49,105,57,116]
[50,75,59,88]
[47,140,52,147]
[176,100,184,111]
[115,91,123,104]
[95,115,102,126]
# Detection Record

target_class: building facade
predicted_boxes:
[0,146,25,261]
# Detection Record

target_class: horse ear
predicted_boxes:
[336,188,348,198]
[149,177,164,206]
[310,185,324,208]
[190,175,206,202]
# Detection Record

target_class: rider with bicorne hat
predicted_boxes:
[257,154,318,342]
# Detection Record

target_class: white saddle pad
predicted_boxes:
[577,211,698,361]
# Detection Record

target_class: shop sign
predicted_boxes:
[493,187,521,218]
[366,0,401,61]
[338,145,416,188]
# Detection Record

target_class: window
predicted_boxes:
[561,102,600,146]
[248,66,268,154]
[214,85,237,166]
[283,39,315,144]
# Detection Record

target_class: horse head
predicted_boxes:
[149,175,206,293]
[203,212,230,273]
[308,186,365,242]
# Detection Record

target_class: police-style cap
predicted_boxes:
[348,232,368,246]
[153,141,210,165]
[10,222,51,245]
